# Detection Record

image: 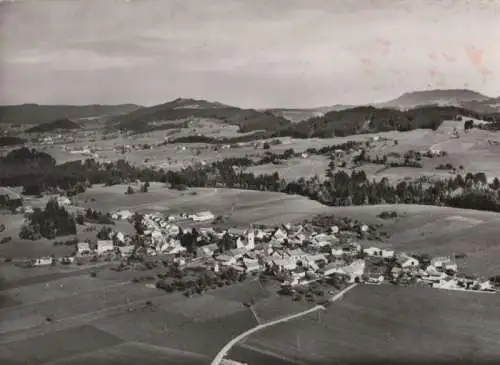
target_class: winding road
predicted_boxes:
[210,283,358,365]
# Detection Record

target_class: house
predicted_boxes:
[192,211,215,222]
[114,231,126,244]
[272,258,297,271]
[96,240,114,255]
[397,253,419,269]
[57,196,71,206]
[341,260,366,283]
[364,247,383,257]
[197,246,215,257]
[431,256,452,268]
[305,253,327,266]
[217,254,237,266]
[444,263,458,273]
[118,245,135,257]
[331,248,344,257]
[391,266,403,279]
[365,274,384,285]
[33,257,53,266]
[243,258,260,273]
[112,209,133,220]
[77,242,91,255]
[320,261,344,276]
[381,249,395,258]
[272,227,288,242]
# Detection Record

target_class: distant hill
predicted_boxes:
[266,105,355,123]
[114,98,291,133]
[25,118,80,133]
[277,105,493,139]
[378,89,490,110]
[0,104,142,125]
[462,96,500,113]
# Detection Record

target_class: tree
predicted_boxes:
[125,186,135,195]
[263,142,270,150]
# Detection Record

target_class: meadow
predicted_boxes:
[241,284,500,365]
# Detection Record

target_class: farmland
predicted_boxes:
[238,284,500,365]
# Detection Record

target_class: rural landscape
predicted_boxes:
[1,1,500,365]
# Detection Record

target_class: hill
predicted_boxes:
[114,98,291,134]
[25,118,80,133]
[277,105,488,138]
[462,96,500,113]
[0,104,141,125]
[379,89,490,110]
[266,105,355,123]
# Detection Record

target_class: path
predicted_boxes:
[210,283,358,365]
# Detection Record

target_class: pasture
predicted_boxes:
[241,284,500,365]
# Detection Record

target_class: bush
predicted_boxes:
[0,236,12,244]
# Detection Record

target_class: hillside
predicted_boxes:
[114,98,291,134]
[462,96,500,113]
[277,105,488,138]
[25,118,80,133]
[0,136,25,147]
[0,104,142,125]
[379,89,490,110]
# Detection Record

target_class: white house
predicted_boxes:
[243,258,260,273]
[331,248,344,257]
[119,245,135,257]
[192,211,215,222]
[364,247,383,257]
[77,242,91,255]
[57,196,71,206]
[401,256,420,269]
[381,249,395,258]
[272,227,288,242]
[96,240,114,255]
[342,260,366,283]
[33,257,53,266]
[431,256,452,268]
[321,262,344,276]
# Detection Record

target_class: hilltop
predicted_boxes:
[114,98,291,134]
[266,105,355,123]
[0,104,142,125]
[25,118,80,133]
[378,89,490,110]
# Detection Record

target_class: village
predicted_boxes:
[19,207,499,298]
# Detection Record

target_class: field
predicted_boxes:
[76,184,328,225]
[0,261,309,364]
[237,284,500,365]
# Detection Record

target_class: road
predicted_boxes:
[210,283,358,365]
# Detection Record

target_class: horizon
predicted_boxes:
[0,86,497,110]
[1,0,499,108]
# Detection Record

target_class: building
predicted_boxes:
[364,247,383,257]
[33,257,53,266]
[431,256,452,268]
[192,211,215,222]
[96,240,114,255]
[77,242,91,255]
[341,260,366,283]
[57,196,71,206]
[119,245,135,257]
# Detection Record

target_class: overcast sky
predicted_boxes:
[1,0,499,108]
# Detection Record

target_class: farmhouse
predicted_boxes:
[191,211,215,222]
[96,240,114,255]
[33,257,53,266]
[77,242,91,255]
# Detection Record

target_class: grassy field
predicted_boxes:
[242,284,500,365]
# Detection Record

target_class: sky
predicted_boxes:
[0,0,499,108]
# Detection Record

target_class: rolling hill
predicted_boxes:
[25,118,80,133]
[277,105,489,139]
[0,104,142,125]
[113,98,291,134]
[378,89,491,110]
